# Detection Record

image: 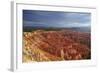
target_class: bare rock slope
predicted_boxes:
[23,30,90,62]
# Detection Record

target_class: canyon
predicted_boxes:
[23,29,90,62]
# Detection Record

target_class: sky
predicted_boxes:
[23,10,91,28]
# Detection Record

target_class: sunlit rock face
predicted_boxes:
[23,30,90,62]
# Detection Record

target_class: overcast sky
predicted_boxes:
[23,10,91,28]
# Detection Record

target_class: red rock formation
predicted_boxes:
[23,29,91,62]
[30,30,90,60]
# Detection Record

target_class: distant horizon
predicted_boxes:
[23,25,91,28]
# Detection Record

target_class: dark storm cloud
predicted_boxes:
[23,10,91,28]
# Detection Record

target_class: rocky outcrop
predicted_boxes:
[23,30,90,62]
